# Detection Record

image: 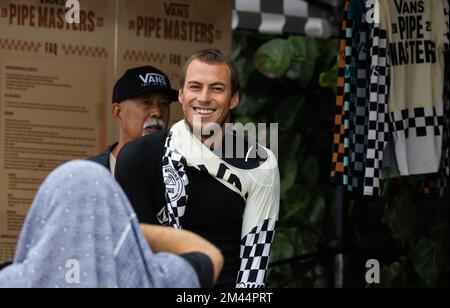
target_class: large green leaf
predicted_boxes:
[319,39,339,69]
[319,63,338,92]
[412,237,441,287]
[269,231,295,262]
[288,36,307,61]
[232,33,246,60]
[235,57,251,89]
[233,93,266,117]
[282,201,307,222]
[297,228,320,254]
[285,36,318,84]
[379,261,408,288]
[255,39,293,78]
[383,193,419,246]
[430,224,449,268]
[301,156,320,186]
[288,36,319,62]
[281,158,298,197]
[274,96,304,130]
[285,61,315,85]
[285,62,303,80]
[309,196,326,225]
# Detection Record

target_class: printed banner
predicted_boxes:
[0,0,115,263]
[116,0,233,125]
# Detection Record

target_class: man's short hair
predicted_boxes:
[179,49,241,97]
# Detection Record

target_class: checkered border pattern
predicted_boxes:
[61,44,108,58]
[0,39,41,53]
[236,218,276,288]
[233,0,338,37]
[123,50,166,64]
[363,25,390,197]
[330,0,350,182]
[389,107,444,139]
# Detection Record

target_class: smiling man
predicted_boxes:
[89,66,178,176]
[178,54,239,145]
[116,49,280,288]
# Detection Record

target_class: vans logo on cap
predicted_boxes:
[139,73,167,86]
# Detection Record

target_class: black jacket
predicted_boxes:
[87,142,118,171]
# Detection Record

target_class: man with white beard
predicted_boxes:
[89,66,178,176]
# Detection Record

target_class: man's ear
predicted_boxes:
[178,89,184,105]
[112,103,121,124]
[229,93,240,110]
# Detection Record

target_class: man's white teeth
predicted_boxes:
[195,108,214,115]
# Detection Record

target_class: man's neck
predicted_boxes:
[111,142,122,158]
[185,120,229,151]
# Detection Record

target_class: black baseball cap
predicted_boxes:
[112,66,178,104]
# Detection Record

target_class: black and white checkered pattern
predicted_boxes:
[233,0,339,38]
[342,16,354,191]
[236,218,276,288]
[390,107,445,140]
[443,1,449,178]
[421,47,449,197]
[444,63,449,178]
[445,0,449,42]
[161,132,189,229]
[363,25,390,197]
[437,40,449,196]
[330,0,350,183]
[352,19,370,175]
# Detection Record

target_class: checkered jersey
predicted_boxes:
[343,16,355,191]
[166,121,280,288]
[436,0,449,196]
[443,1,449,178]
[331,0,350,183]
[363,24,390,197]
[406,1,449,198]
[437,34,449,196]
[346,0,369,193]
[380,0,446,179]
[352,15,370,177]
[236,218,276,288]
